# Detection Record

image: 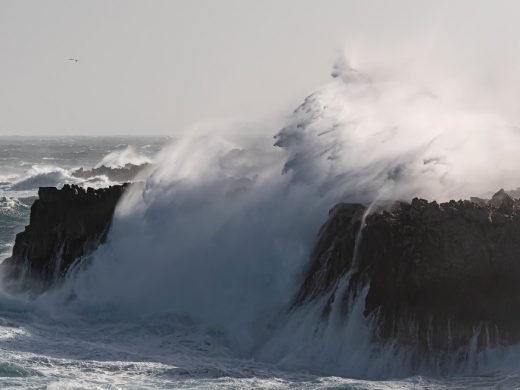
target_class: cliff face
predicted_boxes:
[297,189,520,352]
[1,184,126,293]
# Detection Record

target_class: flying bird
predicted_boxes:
[68,58,79,63]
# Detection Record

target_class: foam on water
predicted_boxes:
[0,362,42,378]
[95,145,152,169]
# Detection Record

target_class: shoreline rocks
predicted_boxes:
[296,189,520,352]
[1,184,126,293]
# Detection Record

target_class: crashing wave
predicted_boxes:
[9,165,112,193]
[4,55,520,379]
[71,163,150,182]
[276,58,519,202]
[95,146,151,169]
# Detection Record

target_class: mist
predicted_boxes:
[38,42,520,369]
[4,1,520,383]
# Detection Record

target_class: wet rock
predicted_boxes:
[297,190,520,352]
[1,184,127,293]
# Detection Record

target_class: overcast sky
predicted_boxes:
[1,0,519,136]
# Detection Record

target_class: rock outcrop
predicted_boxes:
[297,189,520,352]
[72,163,149,182]
[1,184,126,293]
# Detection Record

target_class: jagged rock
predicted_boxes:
[72,163,149,182]
[297,191,520,352]
[470,196,488,207]
[1,184,126,293]
[489,188,515,213]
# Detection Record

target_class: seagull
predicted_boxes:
[68,58,79,63]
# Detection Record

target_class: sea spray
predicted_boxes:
[34,53,520,378]
[351,200,377,272]
[95,146,152,169]
[47,136,331,354]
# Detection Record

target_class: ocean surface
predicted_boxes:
[0,136,519,389]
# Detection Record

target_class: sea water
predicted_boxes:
[0,137,519,389]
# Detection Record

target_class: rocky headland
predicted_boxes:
[1,184,126,293]
[297,189,520,352]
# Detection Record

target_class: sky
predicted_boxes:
[1,0,519,136]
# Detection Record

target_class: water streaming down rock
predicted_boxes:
[296,189,520,355]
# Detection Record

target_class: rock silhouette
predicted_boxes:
[297,189,520,351]
[1,184,126,293]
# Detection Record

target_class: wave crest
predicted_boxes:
[95,146,151,169]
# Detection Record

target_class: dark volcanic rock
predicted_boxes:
[72,163,149,182]
[1,184,126,293]
[489,188,515,213]
[297,189,520,352]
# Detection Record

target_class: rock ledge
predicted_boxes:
[1,184,126,292]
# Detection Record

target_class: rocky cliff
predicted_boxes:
[1,184,126,293]
[296,189,520,352]
[72,163,149,182]
[5,180,520,353]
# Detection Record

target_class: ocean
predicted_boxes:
[0,136,519,389]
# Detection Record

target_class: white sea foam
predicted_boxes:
[9,165,79,191]
[7,165,115,197]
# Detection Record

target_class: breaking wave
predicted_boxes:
[32,52,520,379]
[9,165,114,193]
[9,165,81,191]
[95,146,151,168]
[6,146,151,195]
[0,196,32,259]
